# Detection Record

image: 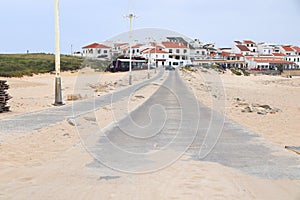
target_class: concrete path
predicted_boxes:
[86,70,300,179]
[0,69,165,135]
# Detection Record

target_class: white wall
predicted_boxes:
[82,48,111,59]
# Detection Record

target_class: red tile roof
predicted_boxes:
[272,52,286,57]
[82,43,110,49]
[254,58,293,64]
[282,46,294,52]
[150,49,168,54]
[141,48,168,54]
[222,52,243,57]
[292,46,300,52]
[234,41,242,44]
[162,42,188,49]
[221,52,231,57]
[236,45,251,52]
[243,40,255,44]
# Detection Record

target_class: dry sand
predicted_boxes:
[179,68,300,146]
[0,68,155,119]
[0,69,299,199]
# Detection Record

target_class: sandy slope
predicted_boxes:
[0,69,299,199]
[180,68,300,146]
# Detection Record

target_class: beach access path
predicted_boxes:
[0,68,165,137]
[85,70,300,179]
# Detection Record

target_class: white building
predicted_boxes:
[242,40,258,55]
[140,48,169,66]
[257,43,275,55]
[234,45,252,56]
[292,46,300,66]
[281,46,300,68]
[161,42,190,66]
[82,43,112,59]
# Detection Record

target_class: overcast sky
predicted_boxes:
[1,0,300,54]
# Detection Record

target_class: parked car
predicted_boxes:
[165,65,175,70]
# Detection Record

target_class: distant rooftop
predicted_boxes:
[236,45,251,52]
[82,43,111,49]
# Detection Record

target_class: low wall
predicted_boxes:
[282,70,300,76]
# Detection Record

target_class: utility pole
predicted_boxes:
[125,13,137,85]
[54,0,63,105]
[125,0,137,85]
[154,39,157,73]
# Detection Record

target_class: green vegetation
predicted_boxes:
[84,59,111,72]
[0,53,84,77]
[180,66,198,72]
[241,69,250,76]
[230,68,242,76]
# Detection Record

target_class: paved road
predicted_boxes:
[0,69,165,135]
[87,70,300,179]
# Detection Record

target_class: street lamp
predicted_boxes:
[154,40,157,73]
[125,13,137,85]
[146,37,154,79]
[54,0,63,105]
[147,48,151,79]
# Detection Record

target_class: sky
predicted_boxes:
[0,0,300,54]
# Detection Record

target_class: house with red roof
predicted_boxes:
[234,45,252,56]
[82,43,112,59]
[291,46,300,66]
[242,40,258,55]
[161,41,190,66]
[245,54,295,70]
[280,45,300,67]
[140,47,169,66]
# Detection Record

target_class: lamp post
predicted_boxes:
[147,48,151,79]
[125,13,136,85]
[146,37,154,79]
[54,0,63,105]
[154,39,157,73]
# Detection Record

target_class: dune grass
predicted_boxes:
[0,53,84,77]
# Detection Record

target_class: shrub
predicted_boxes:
[231,68,242,76]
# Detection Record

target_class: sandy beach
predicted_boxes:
[0,68,299,199]
[179,68,300,146]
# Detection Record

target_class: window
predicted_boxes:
[183,49,187,54]
[202,51,205,55]
[169,49,173,53]
[104,50,108,54]
[176,49,180,54]
[196,51,200,54]
[98,50,101,54]
[175,56,180,59]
